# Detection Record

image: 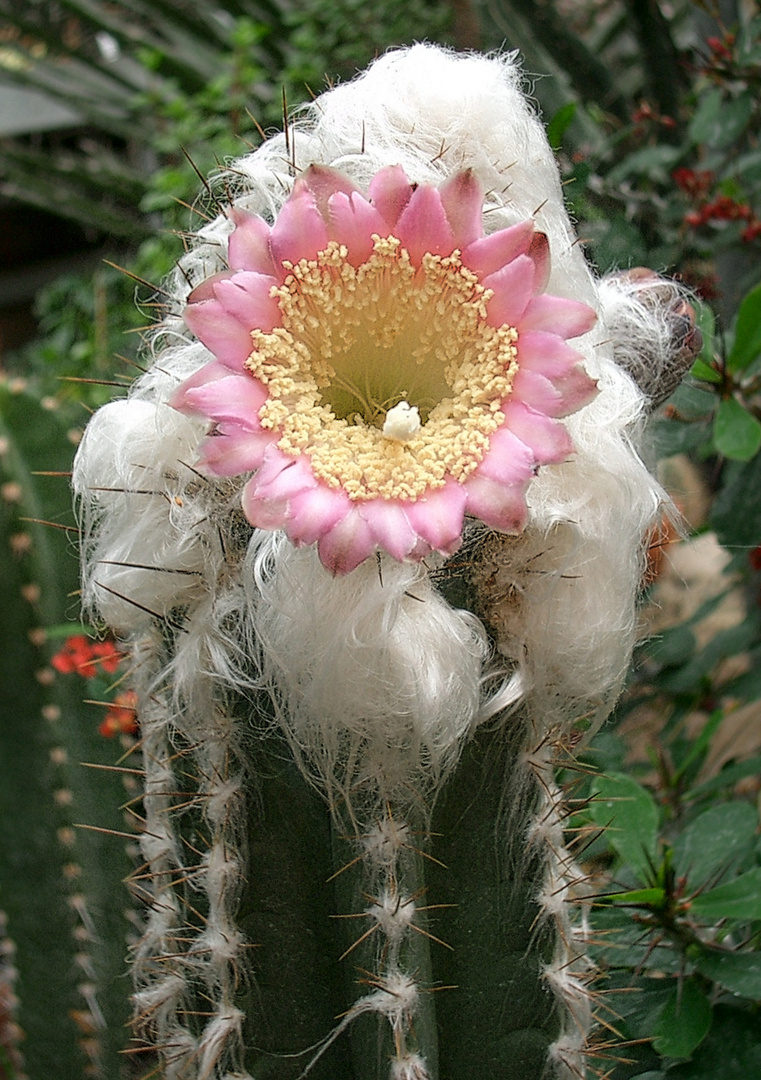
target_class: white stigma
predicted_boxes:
[382,401,421,441]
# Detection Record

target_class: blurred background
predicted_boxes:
[1,3,761,1079]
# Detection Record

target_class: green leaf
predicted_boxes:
[727,282,761,373]
[713,398,761,461]
[697,950,761,997]
[691,867,761,921]
[691,358,722,384]
[652,980,712,1058]
[712,452,761,548]
[669,1006,761,1079]
[547,102,577,150]
[604,887,667,906]
[589,773,660,878]
[672,803,757,888]
[689,88,752,149]
[690,756,761,799]
[606,145,682,186]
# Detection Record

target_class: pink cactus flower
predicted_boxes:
[172,165,598,574]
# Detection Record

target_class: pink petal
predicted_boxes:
[520,295,597,339]
[301,164,361,220]
[184,300,254,372]
[179,373,267,429]
[170,361,235,411]
[501,400,573,465]
[368,165,414,230]
[317,507,376,574]
[270,180,329,267]
[403,480,467,554]
[483,254,536,326]
[516,331,584,379]
[464,474,529,534]
[527,232,550,292]
[474,425,536,485]
[551,366,599,416]
[285,484,352,546]
[328,192,389,266]
[188,271,235,303]
[241,482,290,531]
[249,453,317,500]
[395,184,455,266]
[227,209,275,276]
[212,272,281,331]
[460,220,534,278]
[358,499,418,561]
[439,169,484,250]
[512,369,567,417]
[198,428,276,476]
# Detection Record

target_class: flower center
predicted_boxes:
[246,237,519,500]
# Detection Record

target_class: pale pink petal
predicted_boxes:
[527,232,550,292]
[551,366,599,416]
[285,484,352,546]
[403,480,467,554]
[474,425,535,485]
[464,474,529,533]
[358,499,418,561]
[179,373,267,429]
[198,429,276,475]
[249,453,317,500]
[170,361,234,411]
[270,181,329,267]
[460,220,534,277]
[520,295,597,339]
[227,209,275,275]
[512,364,598,420]
[511,369,567,417]
[501,400,573,464]
[318,507,376,574]
[368,165,414,229]
[516,331,584,379]
[328,192,389,266]
[395,184,454,265]
[184,301,253,372]
[188,271,235,303]
[212,272,281,331]
[439,170,484,250]
[241,482,290,531]
[301,164,361,219]
[483,254,536,326]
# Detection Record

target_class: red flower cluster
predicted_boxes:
[675,169,761,244]
[706,33,735,63]
[51,635,125,677]
[673,168,715,201]
[98,691,139,738]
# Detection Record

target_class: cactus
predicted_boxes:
[66,44,703,1080]
[0,379,134,1079]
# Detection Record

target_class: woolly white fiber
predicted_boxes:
[72,42,686,1080]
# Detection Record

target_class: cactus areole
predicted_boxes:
[73,45,692,1080]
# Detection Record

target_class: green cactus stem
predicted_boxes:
[0,379,135,1079]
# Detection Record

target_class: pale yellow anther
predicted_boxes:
[245,237,518,501]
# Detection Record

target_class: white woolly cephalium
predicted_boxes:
[72,42,673,1080]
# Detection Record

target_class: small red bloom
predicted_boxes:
[51,635,126,677]
[750,546,761,572]
[98,691,138,737]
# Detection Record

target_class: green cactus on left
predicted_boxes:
[0,378,135,1079]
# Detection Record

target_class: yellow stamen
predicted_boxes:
[245,237,518,501]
